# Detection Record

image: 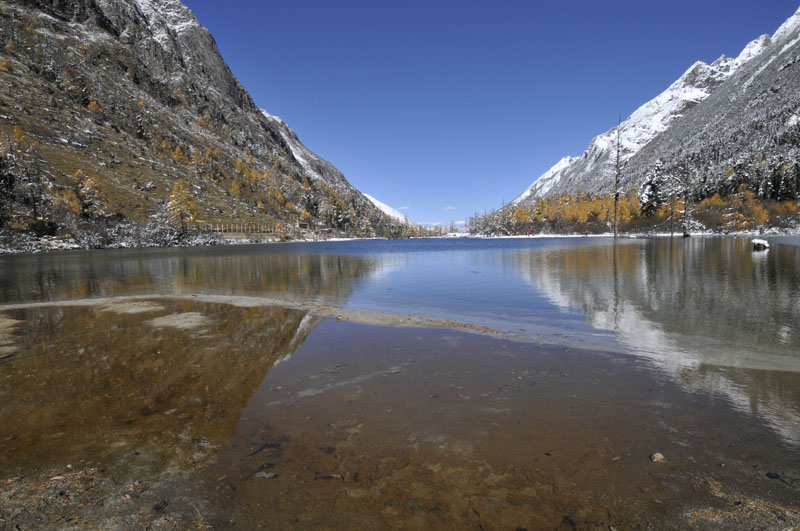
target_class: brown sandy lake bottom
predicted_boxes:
[0,297,798,530]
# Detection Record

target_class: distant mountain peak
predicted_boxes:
[771,6,800,44]
[513,156,576,204]
[735,34,772,65]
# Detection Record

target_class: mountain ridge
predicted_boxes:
[363,193,410,224]
[512,6,800,205]
[0,0,407,251]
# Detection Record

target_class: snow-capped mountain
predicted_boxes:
[363,194,411,224]
[512,7,798,204]
[622,6,800,200]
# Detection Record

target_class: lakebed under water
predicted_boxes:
[0,236,798,529]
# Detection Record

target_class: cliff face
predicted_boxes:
[0,0,402,251]
[513,7,800,205]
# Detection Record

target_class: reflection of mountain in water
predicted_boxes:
[515,237,800,446]
[0,246,383,306]
[0,299,321,477]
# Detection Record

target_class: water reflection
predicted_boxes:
[514,236,800,445]
[0,299,319,477]
[0,247,383,306]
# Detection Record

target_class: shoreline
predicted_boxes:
[2,230,798,256]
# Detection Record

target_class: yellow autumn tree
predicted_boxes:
[234,159,247,175]
[728,185,768,231]
[512,207,531,231]
[167,180,198,233]
[12,125,26,147]
[54,188,81,215]
[171,146,186,164]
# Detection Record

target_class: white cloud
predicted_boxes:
[398,206,410,210]
[442,206,457,211]
[454,220,466,226]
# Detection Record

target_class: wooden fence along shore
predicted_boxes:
[199,223,276,234]
[196,222,335,240]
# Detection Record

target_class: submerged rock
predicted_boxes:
[650,452,665,463]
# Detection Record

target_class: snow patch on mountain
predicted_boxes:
[736,34,772,64]
[363,194,410,224]
[780,35,800,56]
[771,6,800,44]
[260,109,284,124]
[260,109,323,181]
[131,0,199,48]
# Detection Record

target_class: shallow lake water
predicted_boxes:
[0,236,798,528]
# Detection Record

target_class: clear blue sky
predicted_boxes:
[183,0,798,226]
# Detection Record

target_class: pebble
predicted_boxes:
[650,452,665,463]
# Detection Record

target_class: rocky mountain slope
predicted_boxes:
[513,6,800,205]
[0,0,404,251]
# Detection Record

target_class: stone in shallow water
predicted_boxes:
[650,452,665,463]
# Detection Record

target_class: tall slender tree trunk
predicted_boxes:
[613,117,621,238]
[30,188,37,219]
[670,195,675,237]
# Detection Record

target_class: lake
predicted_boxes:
[1,236,798,528]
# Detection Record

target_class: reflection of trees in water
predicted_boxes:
[0,300,320,477]
[514,237,800,446]
[518,238,800,351]
[0,248,382,305]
